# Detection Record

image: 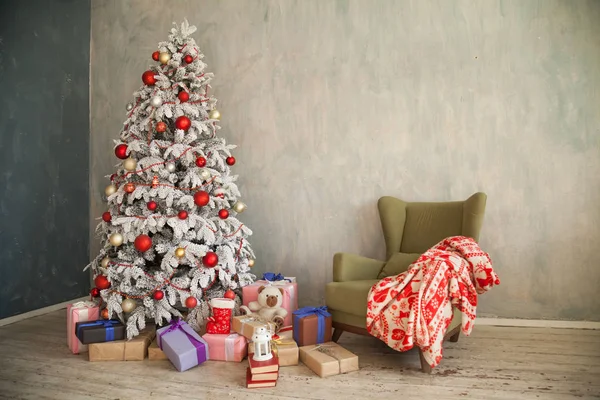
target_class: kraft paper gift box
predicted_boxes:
[292,306,332,347]
[248,327,298,366]
[299,342,359,378]
[242,274,298,327]
[67,301,99,354]
[88,326,155,361]
[157,319,209,372]
[75,319,125,344]
[201,332,247,362]
[148,339,168,360]
[232,315,277,340]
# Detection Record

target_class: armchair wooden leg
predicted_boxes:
[449,330,460,343]
[419,349,432,374]
[332,328,344,343]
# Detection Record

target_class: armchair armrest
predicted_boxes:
[333,253,385,282]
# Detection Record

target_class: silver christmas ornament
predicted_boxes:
[126,103,133,111]
[165,162,176,173]
[200,169,211,180]
[233,201,247,213]
[150,96,163,108]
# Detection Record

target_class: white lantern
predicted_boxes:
[251,326,273,361]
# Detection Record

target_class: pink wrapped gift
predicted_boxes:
[242,276,298,327]
[202,332,248,362]
[67,301,99,354]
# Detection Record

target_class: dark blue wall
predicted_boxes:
[0,0,91,319]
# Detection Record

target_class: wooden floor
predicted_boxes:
[0,311,599,400]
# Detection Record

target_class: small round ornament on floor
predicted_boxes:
[109,233,123,247]
[105,184,117,197]
[185,297,197,308]
[114,144,128,159]
[134,234,152,252]
[142,70,157,86]
[102,212,112,222]
[94,275,111,290]
[121,298,137,313]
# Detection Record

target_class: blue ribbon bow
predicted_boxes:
[76,319,120,342]
[262,272,286,282]
[292,306,331,344]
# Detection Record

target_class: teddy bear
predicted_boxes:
[240,285,288,330]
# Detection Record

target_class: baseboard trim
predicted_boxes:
[476,317,600,330]
[0,296,88,327]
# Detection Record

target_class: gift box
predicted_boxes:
[148,339,168,361]
[67,301,99,354]
[249,327,298,366]
[88,326,155,361]
[75,319,125,345]
[201,332,247,362]
[157,319,209,372]
[232,315,277,340]
[292,306,332,347]
[299,342,359,378]
[242,273,298,327]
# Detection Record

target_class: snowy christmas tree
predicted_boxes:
[86,21,255,339]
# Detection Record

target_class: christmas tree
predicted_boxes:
[86,21,255,339]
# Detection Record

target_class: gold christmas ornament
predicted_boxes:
[121,298,137,313]
[109,233,124,247]
[158,51,171,65]
[233,201,247,213]
[101,257,111,268]
[200,169,211,180]
[208,109,221,120]
[175,247,186,258]
[105,184,117,197]
[248,258,255,268]
[123,158,137,172]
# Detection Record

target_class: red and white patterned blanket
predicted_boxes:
[366,236,499,368]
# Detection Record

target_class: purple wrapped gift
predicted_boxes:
[157,319,209,372]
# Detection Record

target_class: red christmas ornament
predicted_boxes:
[142,70,157,86]
[94,275,111,290]
[224,289,236,300]
[178,210,188,220]
[101,308,110,320]
[147,201,157,211]
[195,156,206,167]
[218,209,229,219]
[184,54,194,64]
[134,234,152,252]
[226,156,236,166]
[156,121,167,133]
[124,183,135,193]
[152,51,160,61]
[153,290,164,300]
[175,116,191,131]
[185,297,198,308]
[102,212,112,222]
[194,191,210,207]
[90,287,100,298]
[178,91,189,102]
[114,144,128,160]
[202,252,219,268]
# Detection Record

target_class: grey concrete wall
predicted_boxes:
[90,0,600,321]
[0,0,91,318]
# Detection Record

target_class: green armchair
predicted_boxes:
[325,193,487,372]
